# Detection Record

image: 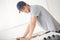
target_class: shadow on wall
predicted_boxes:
[48,12,60,31]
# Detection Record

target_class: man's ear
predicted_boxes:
[22,6,26,9]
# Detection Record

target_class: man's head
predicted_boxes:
[17,1,30,13]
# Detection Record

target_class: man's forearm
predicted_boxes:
[23,25,30,37]
[26,16,36,39]
[26,23,36,39]
[23,16,36,39]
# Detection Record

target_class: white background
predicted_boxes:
[0,0,60,39]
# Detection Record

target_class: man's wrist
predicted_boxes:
[26,36,31,40]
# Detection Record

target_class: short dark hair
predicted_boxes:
[17,1,26,13]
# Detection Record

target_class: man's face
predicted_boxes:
[21,5,30,13]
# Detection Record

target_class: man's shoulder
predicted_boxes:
[31,5,43,7]
[30,5,44,10]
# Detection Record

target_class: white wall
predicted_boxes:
[0,0,60,39]
[0,0,48,39]
[46,0,60,30]
[46,0,60,23]
[0,0,48,31]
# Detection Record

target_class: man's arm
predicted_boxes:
[16,16,37,40]
[26,16,37,39]
[23,16,37,38]
[23,24,30,37]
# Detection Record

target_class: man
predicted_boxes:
[16,1,56,40]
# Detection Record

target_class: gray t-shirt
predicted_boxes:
[30,5,56,31]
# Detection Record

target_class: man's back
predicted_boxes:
[30,5,59,32]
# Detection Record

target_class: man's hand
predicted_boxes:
[16,37,30,40]
[16,37,21,40]
[20,37,30,40]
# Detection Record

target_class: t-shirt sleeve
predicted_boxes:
[31,6,41,17]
